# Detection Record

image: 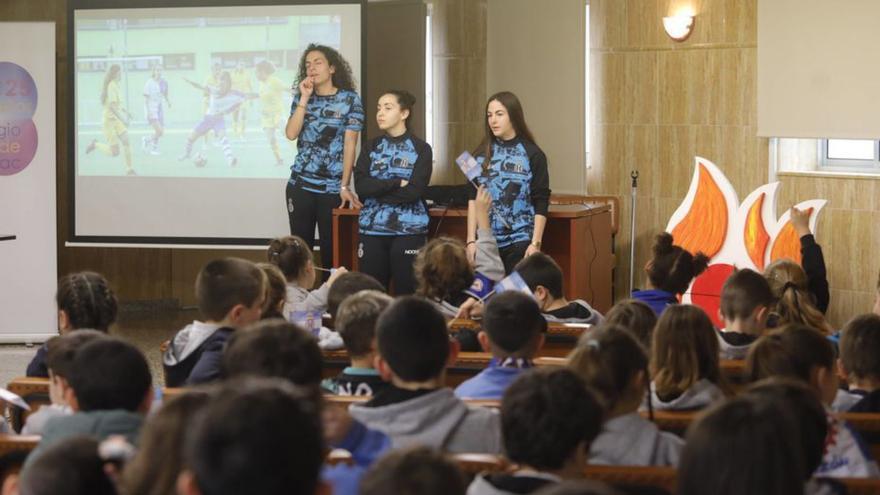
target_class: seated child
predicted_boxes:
[467,368,604,495]
[414,186,504,320]
[19,437,117,495]
[121,390,213,495]
[677,394,807,495]
[717,268,773,360]
[27,272,118,378]
[360,446,466,495]
[514,252,604,325]
[323,290,394,396]
[22,330,105,435]
[267,234,347,315]
[163,257,266,386]
[454,292,546,399]
[603,299,657,350]
[568,325,683,466]
[764,259,832,334]
[764,207,831,332]
[631,233,709,316]
[26,337,153,467]
[744,378,848,493]
[839,314,880,412]
[256,262,287,320]
[221,320,390,474]
[176,378,328,495]
[650,305,726,410]
[327,271,386,318]
[747,324,880,478]
[349,297,502,453]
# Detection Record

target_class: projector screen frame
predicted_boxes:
[67,0,367,246]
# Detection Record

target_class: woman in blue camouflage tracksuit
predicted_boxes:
[285,44,364,272]
[466,91,551,275]
[354,90,432,294]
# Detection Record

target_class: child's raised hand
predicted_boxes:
[789,206,811,237]
[327,266,348,286]
[474,186,492,214]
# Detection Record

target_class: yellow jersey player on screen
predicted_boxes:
[230,59,252,140]
[85,63,135,175]
[255,60,287,167]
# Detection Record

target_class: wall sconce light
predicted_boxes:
[663,15,695,41]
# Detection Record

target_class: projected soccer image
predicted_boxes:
[75,12,343,178]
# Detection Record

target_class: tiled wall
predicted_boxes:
[589,0,877,327]
[430,0,488,185]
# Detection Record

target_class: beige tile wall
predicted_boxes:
[590,0,876,327]
[430,0,488,185]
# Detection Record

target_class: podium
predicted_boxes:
[332,203,613,313]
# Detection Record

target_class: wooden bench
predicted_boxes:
[322,394,501,409]
[448,319,588,358]
[0,434,39,457]
[322,350,568,387]
[533,358,749,385]
[6,377,51,433]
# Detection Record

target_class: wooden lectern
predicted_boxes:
[332,203,613,313]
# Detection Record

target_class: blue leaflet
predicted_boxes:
[463,271,495,300]
[494,271,534,299]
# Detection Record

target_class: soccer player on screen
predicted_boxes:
[231,59,252,141]
[142,64,170,155]
[85,63,135,175]
[178,71,253,167]
[255,60,286,167]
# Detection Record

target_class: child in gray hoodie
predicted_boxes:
[349,297,502,454]
[569,326,684,467]
[467,368,604,495]
[24,337,153,469]
[649,305,727,411]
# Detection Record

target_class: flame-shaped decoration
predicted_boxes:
[670,163,728,258]
[769,207,813,265]
[744,193,770,270]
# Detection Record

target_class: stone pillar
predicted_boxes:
[430,0,487,185]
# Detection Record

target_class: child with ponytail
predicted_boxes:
[267,235,347,316]
[567,325,683,466]
[632,233,710,316]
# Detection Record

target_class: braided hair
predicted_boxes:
[57,272,118,332]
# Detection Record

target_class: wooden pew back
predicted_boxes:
[0,434,39,457]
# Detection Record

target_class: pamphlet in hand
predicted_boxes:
[0,387,30,411]
[494,271,535,299]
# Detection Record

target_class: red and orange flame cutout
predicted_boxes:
[744,193,770,270]
[769,207,813,266]
[670,164,728,259]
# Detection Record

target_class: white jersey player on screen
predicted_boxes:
[178,70,255,167]
[142,65,170,156]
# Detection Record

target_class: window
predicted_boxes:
[584,2,590,164]
[820,139,880,170]
[425,6,433,148]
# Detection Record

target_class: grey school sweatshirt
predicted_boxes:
[648,379,725,411]
[588,412,684,467]
[348,388,502,454]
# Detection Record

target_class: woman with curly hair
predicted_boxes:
[285,44,364,273]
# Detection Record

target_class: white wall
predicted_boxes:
[487,0,587,194]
